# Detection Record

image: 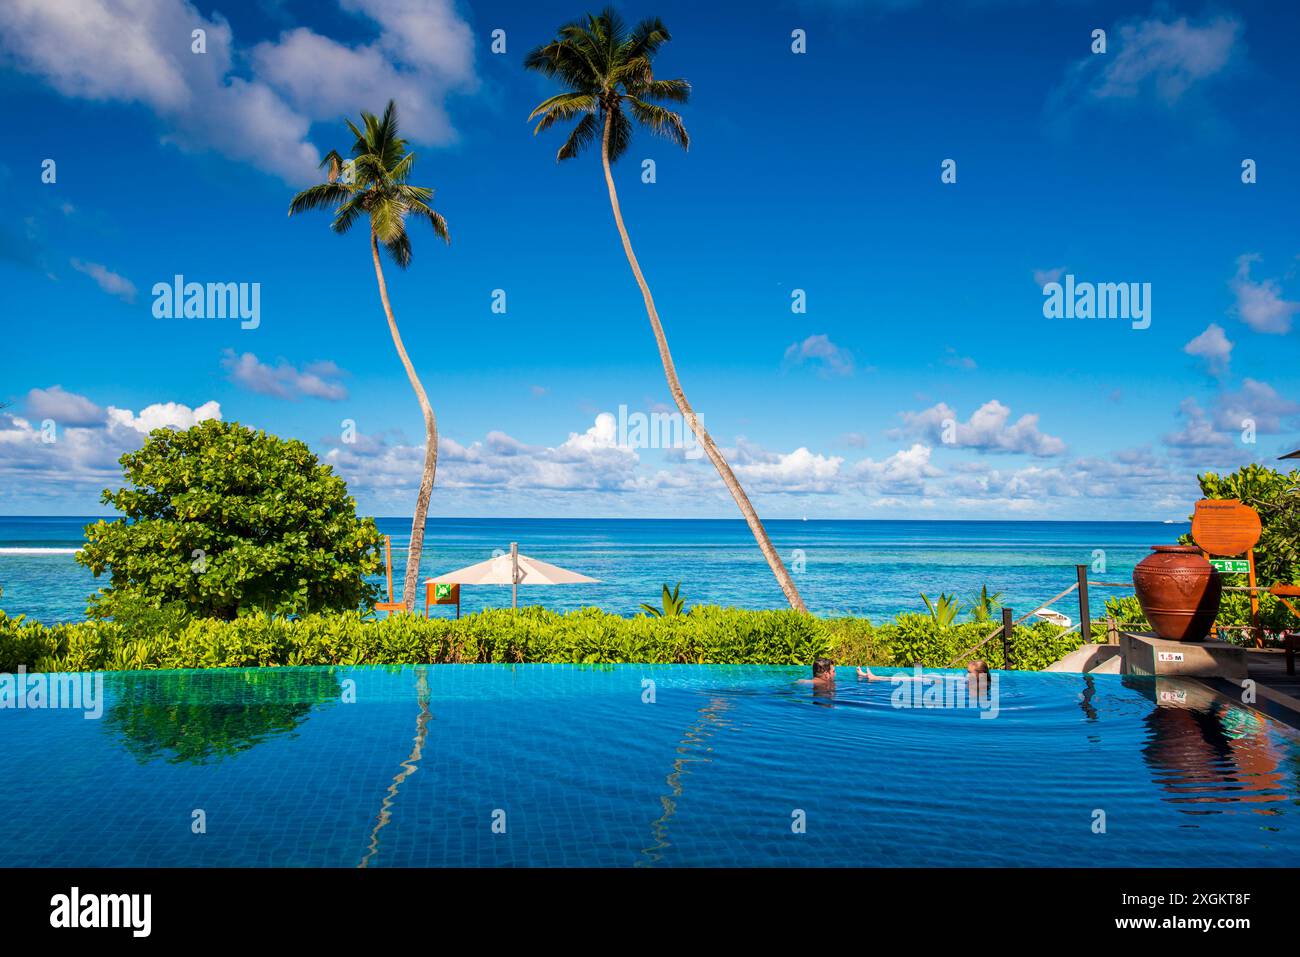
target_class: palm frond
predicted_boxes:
[369,197,405,245]
[344,118,367,154]
[290,102,449,269]
[528,91,598,126]
[606,106,633,163]
[526,12,689,166]
[557,112,598,161]
[287,182,352,217]
[382,230,412,269]
[388,151,416,184]
[331,195,367,234]
[351,153,386,186]
[626,96,689,150]
[638,77,690,104]
[398,183,434,204]
[625,17,671,61]
[401,190,451,244]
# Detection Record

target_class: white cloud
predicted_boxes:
[107,400,222,434]
[0,394,1257,520]
[0,392,222,489]
[851,443,939,493]
[1229,255,1297,334]
[24,385,104,427]
[0,0,477,184]
[1163,397,1234,452]
[70,258,136,302]
[783,334,855,377]
[1211,379,1300,435]
[1056,13,1241,108]
[1183,323,1232,377]
[253,0,476,144]
[324,414,644,496]
[892,400,1067,457]
[556,413,620,455]
[732,445,844,493]
[221,350,348,401]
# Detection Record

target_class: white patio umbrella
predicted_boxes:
[429,542,600,608]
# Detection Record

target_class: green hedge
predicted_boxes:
[0,604,1102,674]
[0,606,827,672]
[824,613,1092,672]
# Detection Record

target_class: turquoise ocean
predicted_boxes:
[0,516,1186,623]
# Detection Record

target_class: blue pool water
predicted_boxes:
[2,665,1296,867]
[0,516,1182,622]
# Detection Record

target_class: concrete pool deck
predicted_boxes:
[1048,632,1300,730]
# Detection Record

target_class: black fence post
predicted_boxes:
[1076,564,1092,644]
[1002,607,1014,670]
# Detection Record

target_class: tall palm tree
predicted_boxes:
[289,100,448,612]
[525,10,807,611]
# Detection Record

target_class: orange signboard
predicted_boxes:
[424,581,461,618]
[1191,499,1262,556]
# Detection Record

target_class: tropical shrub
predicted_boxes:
[919,592,962,626]
[76,420,383,620]
[843,615,1087,672]
[968,585,1003,623]
[0,603,1098,675]
[1,606,832,672]
[640,582,685,617]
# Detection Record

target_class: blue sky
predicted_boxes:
[1,0,1297,519]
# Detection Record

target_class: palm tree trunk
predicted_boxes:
[370,231,438,611]
[598,111,807,612]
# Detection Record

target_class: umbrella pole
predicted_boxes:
[511,541,518,610]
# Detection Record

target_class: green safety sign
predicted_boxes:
[1210,559,1249,574]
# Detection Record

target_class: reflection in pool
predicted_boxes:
[2,665,1297,867]
[103,669,343,765]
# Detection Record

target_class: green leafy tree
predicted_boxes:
[641,581,685,617]
[77,420,383,620]
[524,10,806,613]
[289,100,448,611]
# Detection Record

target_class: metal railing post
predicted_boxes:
[1076,564,1092,644]
[1002,607,1013,670]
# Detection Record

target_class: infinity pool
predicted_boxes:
[2,665,1296,867]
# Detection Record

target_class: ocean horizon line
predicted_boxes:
[0,514,1193,525]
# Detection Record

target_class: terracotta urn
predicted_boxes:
[1132,545,1222,641]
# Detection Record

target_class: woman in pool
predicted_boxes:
[858,660,991,693]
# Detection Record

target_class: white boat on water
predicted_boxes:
[1035,609,1072,627]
